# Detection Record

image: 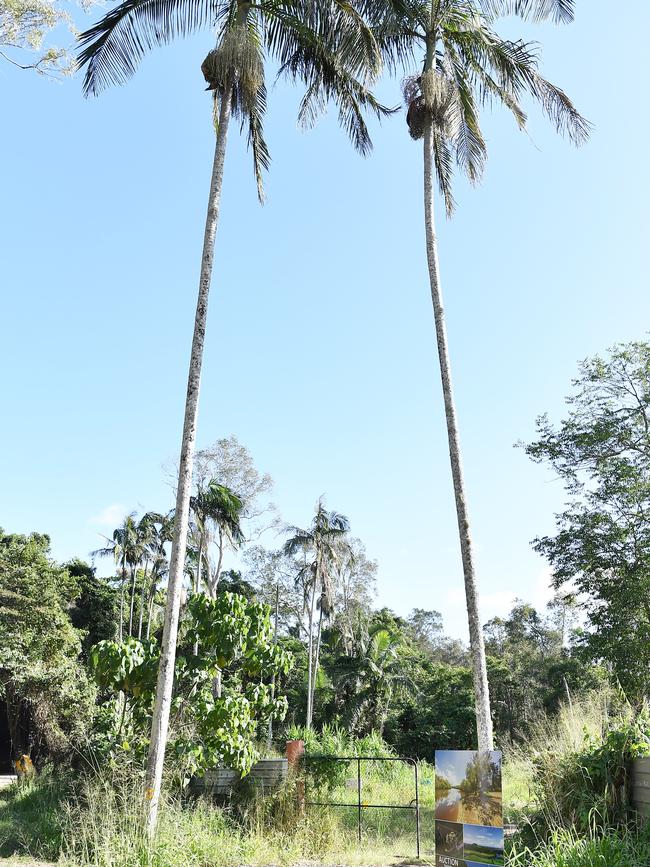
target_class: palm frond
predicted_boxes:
[432,122,456,217]
[526,70,590,145]
[245,78,271,203]
[447,27,589,145]
[77,0,223,96]
[337,77,398,156]
[283,532,314,556]
[357,0,422,73]
[268,2,395,154]
[447,38,527,128]
[481,0,575,24]
[265,0,382,83]
[440,53,487,183]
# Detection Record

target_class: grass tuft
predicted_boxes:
[0,770,68,862]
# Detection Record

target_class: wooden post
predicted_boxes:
[286,739,305,814]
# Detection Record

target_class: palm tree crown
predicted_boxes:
[190,479,245,595]
[77,0,392,199]
[362,0,589,214]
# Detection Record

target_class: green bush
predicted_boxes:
[286,724,398,791]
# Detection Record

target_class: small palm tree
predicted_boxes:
[332,621,411,735]
[92,512,141,642]
[190,480,244,597]
[135,511,171,640]
[77,0,388,831]
[284,499,350,726]
[359,0,589,750]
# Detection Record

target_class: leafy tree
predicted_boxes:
[218,568,257,600]
[333,538,377,654]
[77,0,387,829]
[526,341,650,703]
[90,591,292,776]
[284,500,350,727]
[0,531,95,763]
[192,436,277,539]
[66,559,118,658]
[0,0,77,75]
[385,660,475,759]
[360,0,588,750]
[408,608,443,650]
[485,598,606,740]
[242,544,308,636]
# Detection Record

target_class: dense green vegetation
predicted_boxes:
[1,339,649,864]
[1,694,649,865]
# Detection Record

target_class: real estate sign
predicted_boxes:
[434,750,503,867]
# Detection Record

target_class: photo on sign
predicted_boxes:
[434,820,464,859]
[462,824,504,865]
[435,750,502,828]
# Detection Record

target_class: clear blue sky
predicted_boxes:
[2,2,648,639]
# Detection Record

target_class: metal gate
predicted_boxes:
[303,755,421,858]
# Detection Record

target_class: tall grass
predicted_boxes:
[504,690,650,832]
[509,825,650,867]
[0,770,68,862]
[58,765,427,866]
[3,697,649,866]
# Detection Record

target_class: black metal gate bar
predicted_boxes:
[303,755,421,859]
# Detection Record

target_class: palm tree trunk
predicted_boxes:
[146,586,155,639]
[118,576,125,643]
[212,527,225,597]
[195,532,203,596]
[423,114,493,752]
[128,565,137,637]
[305,582,316,728]
[267,581,280,750]
[310,604,324,721]
[138,562,149,640]
[144,85,233,837]
[118,553,127,643]
[193,532,203,656]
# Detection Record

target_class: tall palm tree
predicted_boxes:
[284,499,350,726]
[358,0,588,750]
[77,0,387,832]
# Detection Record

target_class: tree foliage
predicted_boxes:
[66,559,118,659]
[526,342,650,703]
[0,0,77,75]
[90,591,292,775]
[0,530,95,762]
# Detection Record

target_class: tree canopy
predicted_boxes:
[526,341,650,703]
[0,530,95,761]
